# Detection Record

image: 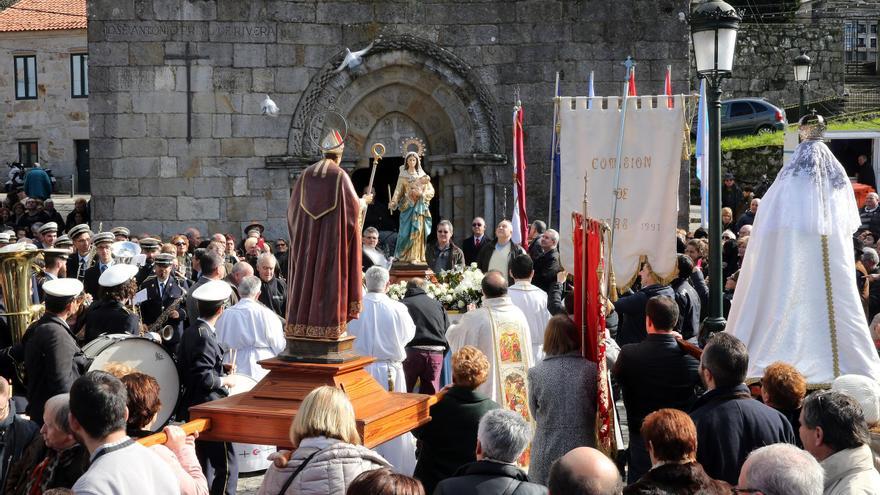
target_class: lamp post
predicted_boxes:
[691,0,741,336]
[793,53,812,119]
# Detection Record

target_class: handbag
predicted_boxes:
[277,448,322,495]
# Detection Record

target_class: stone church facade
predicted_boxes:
[88,0,689,239]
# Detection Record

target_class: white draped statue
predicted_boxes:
[727,117,880,386]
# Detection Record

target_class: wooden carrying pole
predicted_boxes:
[137,418,211,448]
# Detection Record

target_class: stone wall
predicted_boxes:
[0,29,88,185]
[87,0,691,238]
[725,22,844,111]
[689,145,783,203]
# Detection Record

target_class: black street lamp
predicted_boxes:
[691,0,741,336]
[793,53,812,119]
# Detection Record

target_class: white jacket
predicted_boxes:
[257,437,391,495]
[822,444,880,495]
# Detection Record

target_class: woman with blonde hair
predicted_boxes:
[257,386,390,495]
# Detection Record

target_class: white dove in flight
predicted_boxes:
[335,42,374,73]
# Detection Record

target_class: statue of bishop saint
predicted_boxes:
[285,129,363,352]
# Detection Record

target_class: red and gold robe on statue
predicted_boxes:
[286,158,362,339]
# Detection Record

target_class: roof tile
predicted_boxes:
[0,0,86,33]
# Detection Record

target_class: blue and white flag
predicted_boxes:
[695,79,709,230]
[587,70,595,109]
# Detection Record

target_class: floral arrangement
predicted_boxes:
[388,263,484,311]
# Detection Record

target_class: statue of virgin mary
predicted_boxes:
[389,151,434,265]
[727,114,880,385]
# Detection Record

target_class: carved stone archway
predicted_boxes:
[271,34,508,233]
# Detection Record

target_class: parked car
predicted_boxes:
[693,98,787,137]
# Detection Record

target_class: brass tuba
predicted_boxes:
[111,241,142,265]
[0,243,44,345]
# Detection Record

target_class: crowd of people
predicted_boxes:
[0,177,876,495]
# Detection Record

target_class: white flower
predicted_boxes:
[457,300,465,308]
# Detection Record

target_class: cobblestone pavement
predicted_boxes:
[237,472,264,494]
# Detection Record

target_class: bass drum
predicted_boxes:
[228,373,276,473]
[83,334,180,431]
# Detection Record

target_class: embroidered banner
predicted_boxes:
[558,95,686,289]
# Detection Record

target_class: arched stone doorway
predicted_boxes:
[272,34,508,237]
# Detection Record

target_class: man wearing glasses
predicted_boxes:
[274,239,289,278]
[461,217,488,266]
[426,220,464,274]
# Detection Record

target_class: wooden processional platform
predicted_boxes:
[189,356,434,448]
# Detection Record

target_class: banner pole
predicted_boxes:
[548,71,560,228]
[606,56,635,297]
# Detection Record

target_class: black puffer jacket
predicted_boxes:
[435,460,547,495]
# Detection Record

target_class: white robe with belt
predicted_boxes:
[215,298,286,381]
[346,292,417,475]
[507,281,551,363]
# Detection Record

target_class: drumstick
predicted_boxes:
[229,348,237,373]
[136,418,211,447]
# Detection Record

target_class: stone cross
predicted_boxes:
[164,42,209,143]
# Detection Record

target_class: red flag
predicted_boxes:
[627,67,637,97]
[512,106,529,248]
[572,213,615,455]
[664,65,673,108]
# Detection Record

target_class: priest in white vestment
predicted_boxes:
[727,115,880,385]
[215,275,286,381]
[346,266,417,475]
[447,270,535,404]
[506,254,550,363]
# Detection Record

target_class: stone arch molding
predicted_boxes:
[287,34,502,159]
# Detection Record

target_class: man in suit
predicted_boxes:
[21,278,89,425]
[139,253,188,353]
[461,217,488,266]
[530,229,562,293]
[177,280,239,495]
[81,232,114,299]
[65,224,92,282]
[612,295,701,483]
[185,251,235,327]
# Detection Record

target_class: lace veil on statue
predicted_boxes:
[727,112,880,385]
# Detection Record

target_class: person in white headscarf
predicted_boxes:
[727,114,880,386]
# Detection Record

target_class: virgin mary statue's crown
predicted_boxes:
[798,111,826,141]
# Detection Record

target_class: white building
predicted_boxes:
[0,0,88,193]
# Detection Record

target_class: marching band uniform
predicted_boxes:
[136,238,161,286]
[78,264,140,345]
[35,249,69,302]
[65,224,93,282]
[178,280,238,495]
[81,232,115,299]
[36,221,58,249]
[21,279,88,425]
[139,253,189,353]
